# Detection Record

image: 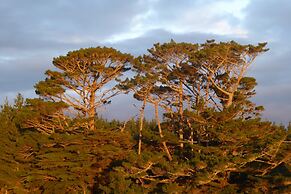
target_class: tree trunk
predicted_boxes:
[178,81,184,148]
[225,93,234,108]
[186,118,194,152]
[138,99,146,155]
[88,91,96,131]
[154,101,172,161]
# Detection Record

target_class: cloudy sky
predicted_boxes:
[0,0,290,123]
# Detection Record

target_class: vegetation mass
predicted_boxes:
[0,40,290,193]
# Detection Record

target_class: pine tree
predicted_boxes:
[35,47,133,131]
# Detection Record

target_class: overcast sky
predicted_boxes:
[0,0,290,123]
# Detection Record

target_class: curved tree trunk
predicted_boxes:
[154,101,172,161]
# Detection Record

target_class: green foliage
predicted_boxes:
[0,98,27,193]
[18,130,132,193]
[16,98,70,134]
[0,95,133,193]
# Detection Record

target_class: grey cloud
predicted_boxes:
[253,84,291,123]
[249,50,291,85]
[0,0,143,51]
[0,55,50,93]
[244,0,291,40]
[243,0,291,124]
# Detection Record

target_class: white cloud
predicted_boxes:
[104,0,250,43]
[104,9,155,43]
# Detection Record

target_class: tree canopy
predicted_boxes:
[35,47,133,131]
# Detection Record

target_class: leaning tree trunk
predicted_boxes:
[138,99,146,155]
[178,81,184,148]
[154,101,172,161]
